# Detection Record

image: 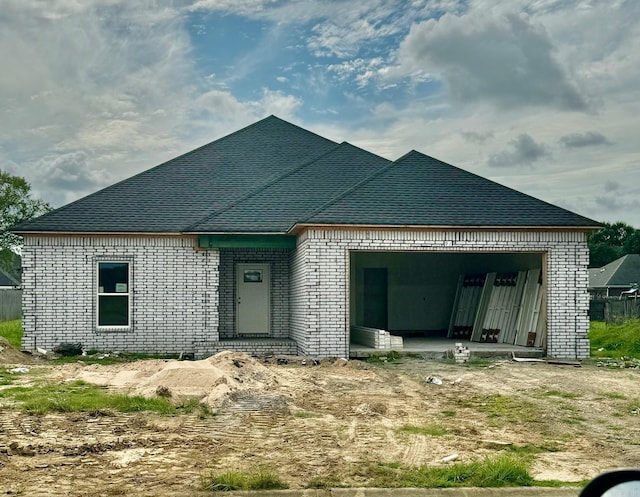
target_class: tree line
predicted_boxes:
[588,221,640,268]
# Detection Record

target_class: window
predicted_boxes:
[97,261,130,328]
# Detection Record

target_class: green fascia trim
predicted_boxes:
[198,234,297,249]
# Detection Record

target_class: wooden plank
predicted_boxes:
[447,275,464,338]
[471,272,496,342]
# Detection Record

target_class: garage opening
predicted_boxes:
[349,251,546,354]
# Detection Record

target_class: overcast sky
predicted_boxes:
[1,0,639,227]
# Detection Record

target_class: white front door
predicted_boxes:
[236,263,271,335]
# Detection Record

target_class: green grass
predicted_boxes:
[462,357,494,368]
[542,390,581,399]
[399,423,448,436]
[366,454,534,488]
[365,350,402,364]
[589,319,640,359]
[305,475,342,489]
[0,380,214,416]
[457,394,540,425]
[202,468,288,491]
[0,368,18,386]
[0,320,22,349]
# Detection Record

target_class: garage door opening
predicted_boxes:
[349,251,546,354]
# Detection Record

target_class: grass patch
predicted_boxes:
[202,468,288,491]
[365,351,401,364]
[399,423,448,436]
[542,390,581,399]
[601,391,627,400]
[366,453,534,488]
[507,444,560,455]
[305,475,342,489]
[457,394,540,425]
[0,380,213,416]
[0,320,22,349]
[462,357,494,368]
[441,410,456,417]
[589,319,640,359]
[0,368,18,386]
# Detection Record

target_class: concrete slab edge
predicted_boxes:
[220,487,581,497]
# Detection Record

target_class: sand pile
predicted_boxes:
[75,351,280,407]
[0,337,38,365]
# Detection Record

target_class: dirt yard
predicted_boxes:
[1,346,639,496]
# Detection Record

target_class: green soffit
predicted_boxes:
[197,234,297,249]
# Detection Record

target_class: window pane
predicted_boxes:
[99,262,128,293]
[98,295,129,326]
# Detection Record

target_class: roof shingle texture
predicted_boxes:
[589,254,640,287]
[306,151,601,227]
[13,116,600,234]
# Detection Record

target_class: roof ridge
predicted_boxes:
[182,141,345,231]
[294,150,397,227]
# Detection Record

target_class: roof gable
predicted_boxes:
[13,116,338,233]
[304,150,601,228]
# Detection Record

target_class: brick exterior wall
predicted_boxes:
[218,248,290,339]
[21,235,219,354]
[290,228,591,359]
[21,229,591,360]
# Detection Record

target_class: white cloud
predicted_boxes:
[0,0,305,208]
[393,11,587,111]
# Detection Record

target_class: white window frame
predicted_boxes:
[96,260,132,329]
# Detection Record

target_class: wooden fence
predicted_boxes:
[589,298,640,323]
[0,290,22,321]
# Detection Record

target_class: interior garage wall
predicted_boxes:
[351,252,543,332]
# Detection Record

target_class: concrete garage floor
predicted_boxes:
[349,337,545,359]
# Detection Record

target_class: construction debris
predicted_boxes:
[452,343,471,364]
[426,376,443,385]
[442,453,459,463]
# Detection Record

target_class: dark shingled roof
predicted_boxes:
[13,116,600,234]
[304,150,601,228]
[12,116,338,233]
[186,142,391,233]
[589,254,640,288]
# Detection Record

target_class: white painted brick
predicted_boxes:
[22,229,591,360]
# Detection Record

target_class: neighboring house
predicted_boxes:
[0,268,20,290]
[12,116,600,359]
[588,254,640,298]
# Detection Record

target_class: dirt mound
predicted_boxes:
[75,351,280,407]
[0,337,38,365]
